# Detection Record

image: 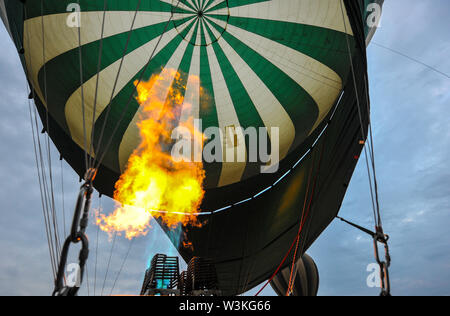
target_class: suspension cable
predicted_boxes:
[285,149,316,296]
[109,239,135,296]
[53,168,97,296]
[23,2,63,279]
[338,1,390,296]
[40,0,62,258]
[339,1,381,227]
[93,195,101,296]
[88,0,108,169]
[256,135,326,296]
[101,232,117,296]
[75,0,89,171]
[27,96,57,278]
[286,129,328,296]
[371,42,450,80]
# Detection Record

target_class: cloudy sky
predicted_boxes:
[0,0,449,296]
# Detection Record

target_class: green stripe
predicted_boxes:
[204,21,267,179]
[92,19,197,172]
[37,17,193,134]
[25,0,192,20]
[210,15,355,80]
[207,18,319,151]
[164,21,200,113]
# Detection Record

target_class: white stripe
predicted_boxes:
[64,19,195,160]
[209,17,343,133]
[208,0,353,35]
[118,21,198,171]
[203,22,247,187]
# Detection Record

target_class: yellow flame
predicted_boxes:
[96,69,205,239]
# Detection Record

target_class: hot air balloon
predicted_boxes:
[1,0,387,295]
[270,254,319,297]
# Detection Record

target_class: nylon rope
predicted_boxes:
[88,0,108,169]
[363,75,383,227]
[285,153,316,295]
[286,132,328,296]
[255,140,324,296]
[254,80,345,297]
[372,42,450,80]
[23,4,60,279]
[93,195,101,296]
[74,0,91,293]
[60,159,66,237]
[76,0,89,171]
[101,231,117,296]
[109,239,135,296]
[23,5,56,277]
[339,0,380,227]
[28,96,57,278]
[40,0,62,258]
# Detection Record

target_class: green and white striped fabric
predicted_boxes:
[21,0,356,189]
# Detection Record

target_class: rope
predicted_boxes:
[24,2,63,278]
[101,232,117,296]
[339,1,380,227]
[256,141,324,297]
[372,42,450,80]
[286,131,328,296]
[85,263,90,296]
[93,195,101,296]
[27,98,57,278]
[22,4,58,269]
[339,1,391,296]
[109,239,135,296]
[60,159,66,237]
[254,232,298,296]
[40,0,62,258]
[88,0,108,169]
[76,0,89,171]
[285,150,316,296]
[363,74,383,227]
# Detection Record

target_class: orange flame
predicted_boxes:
[96,69,205,239]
